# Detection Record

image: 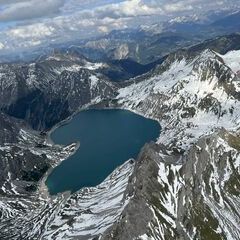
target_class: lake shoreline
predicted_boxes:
[45,107,161,195]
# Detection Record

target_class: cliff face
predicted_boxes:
[0,37,240,239]
[102,130,240,240]
[103,47,240,240]
[0,55,117,130]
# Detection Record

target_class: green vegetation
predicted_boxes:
[191,203,223,240]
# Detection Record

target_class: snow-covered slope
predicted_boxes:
[219,49,240,73]
[103,130,240,240]
[43,160,134,239]
[117,49,240,149]
[0,144,134,239]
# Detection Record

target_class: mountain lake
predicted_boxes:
[46,109,161,195]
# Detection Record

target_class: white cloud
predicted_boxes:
[78,0,163,19]
[0,42,4,49]
[163,2,194,13]
[98,25,109,33]
[0,0,239,55]
[0,0,65,21]
[7,24,55,38]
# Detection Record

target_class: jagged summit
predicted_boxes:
[118,48,240,149]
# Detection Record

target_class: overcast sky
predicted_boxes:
[0,0,239,54]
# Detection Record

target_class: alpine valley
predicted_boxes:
[0,20,240,240]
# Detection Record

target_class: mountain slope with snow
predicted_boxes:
[117,49,240,149]
[219,49,240,73]
[99,46,240,240]
[0,53,117,130]
[102,130,240,240]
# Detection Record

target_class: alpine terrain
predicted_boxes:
[0,10,240,240]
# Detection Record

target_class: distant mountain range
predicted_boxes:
[1,10,240,65]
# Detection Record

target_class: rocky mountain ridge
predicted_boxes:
[105,47,240,239]
[0,53,117,130]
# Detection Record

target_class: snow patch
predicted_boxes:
[219,50,240,73]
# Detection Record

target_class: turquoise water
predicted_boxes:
[46,109,161,195]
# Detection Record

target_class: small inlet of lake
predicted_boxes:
[46,109,161,195]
